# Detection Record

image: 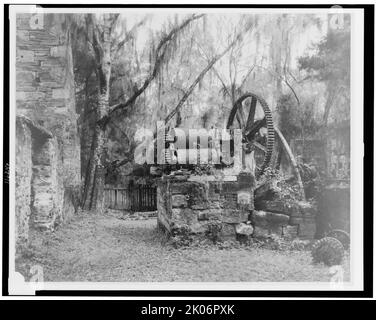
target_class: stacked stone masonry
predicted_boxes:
[15,13,81,252]
[157,172,317,242]
[157,173,256,241]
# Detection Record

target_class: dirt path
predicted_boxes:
[17,211,349,282]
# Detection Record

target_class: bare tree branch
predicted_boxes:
[114,17,147,54]
[239,64,256,88]
[97,14,205,128]
[165,23,254,125]
[254,64,300,106]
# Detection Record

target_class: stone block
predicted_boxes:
[158,211,171,232]
[171,194,188,208]
[270,226,284,237]
[188,175,215,182]
[171,208,197,225]
[289,215,315,226]
[222,175,237,181]
[220,223,236,239]
[282,225,298,240]
[16,91,45,101]
[17,30,29,42]
[17,71,35,84]
[254,179,279,201]
[237,172,255,188]
[28,14,44,30]
[289,215,316,239]
[17,49,34,62]
[50,45,66,58]
[190,202,209,210]
[222,167,240,177]
[251,210,289,228]
[170,181,199,195]
[52,88,68,99]
[235,223,254,236]
[197,211,209,221]
[221,209,248,224]
[237,190,252,205]
[220,181,239,193]
[297,223,316,239]
[297,201,317,216]
[196,209,220,220]
[32,165,53,179]
[32,139,55,165]
[255,200,300,216]
[190,222,207,234]
[253,226,270,238]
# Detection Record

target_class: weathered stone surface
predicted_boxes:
[297,201,317,216]
[255,200,300,216]
[171,194,188,208]
[235,223,254,236]
[317,184,350,236]
[50,45,66,57]
[169,181,200,195]
[157,177,255,242]
[289,216,316,239]
[282,225,298,240]
[237,190,254,211]
[15,121,32,251]
[32,139,55,165]
[158,210,171,232]
[188,175,216,182]
[220,223,236,239]
[269,226,284,237]
[171,208,197,225]
[237,173,255,188]
[222,175,237,181]
[17,49,35,62]
[251,210,289,228]
[221,209,249,224]
[15,14,81,252]
[252,226,270,238]
[289,215,315,226]
[30,137,64,230]
[190,222,207,234]
[52,88,68,99]
[253,225,283,238]
[197,211,209,221]
[254,179,279,201]
[62,185,81,222]
[297,223,316,239]
[16,91,45,101]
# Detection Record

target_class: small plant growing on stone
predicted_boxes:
[170,225,193,248]
[289,239,311,251]
[205,221,222,244]
[311,237,345,266]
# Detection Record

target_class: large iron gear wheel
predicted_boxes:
[311,237,345,266]
[327,229,350,250]
[226,92,274,178]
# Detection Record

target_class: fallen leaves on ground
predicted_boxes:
[16,211,350,282]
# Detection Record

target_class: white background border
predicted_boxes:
[2,3,367,297]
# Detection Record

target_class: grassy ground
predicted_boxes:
[16,211,350,282]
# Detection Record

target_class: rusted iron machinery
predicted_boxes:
[150,92,276,181]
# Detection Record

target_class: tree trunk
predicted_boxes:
[83,95,108,212]
[82,14,114,212]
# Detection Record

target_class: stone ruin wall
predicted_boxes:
[15,13,81,251]
[158,172,317,242]
[157,173,255,241]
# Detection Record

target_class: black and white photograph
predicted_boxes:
[2,3,371,298]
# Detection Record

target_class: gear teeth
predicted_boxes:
[311,237,345,266]
[227,92,275,179]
